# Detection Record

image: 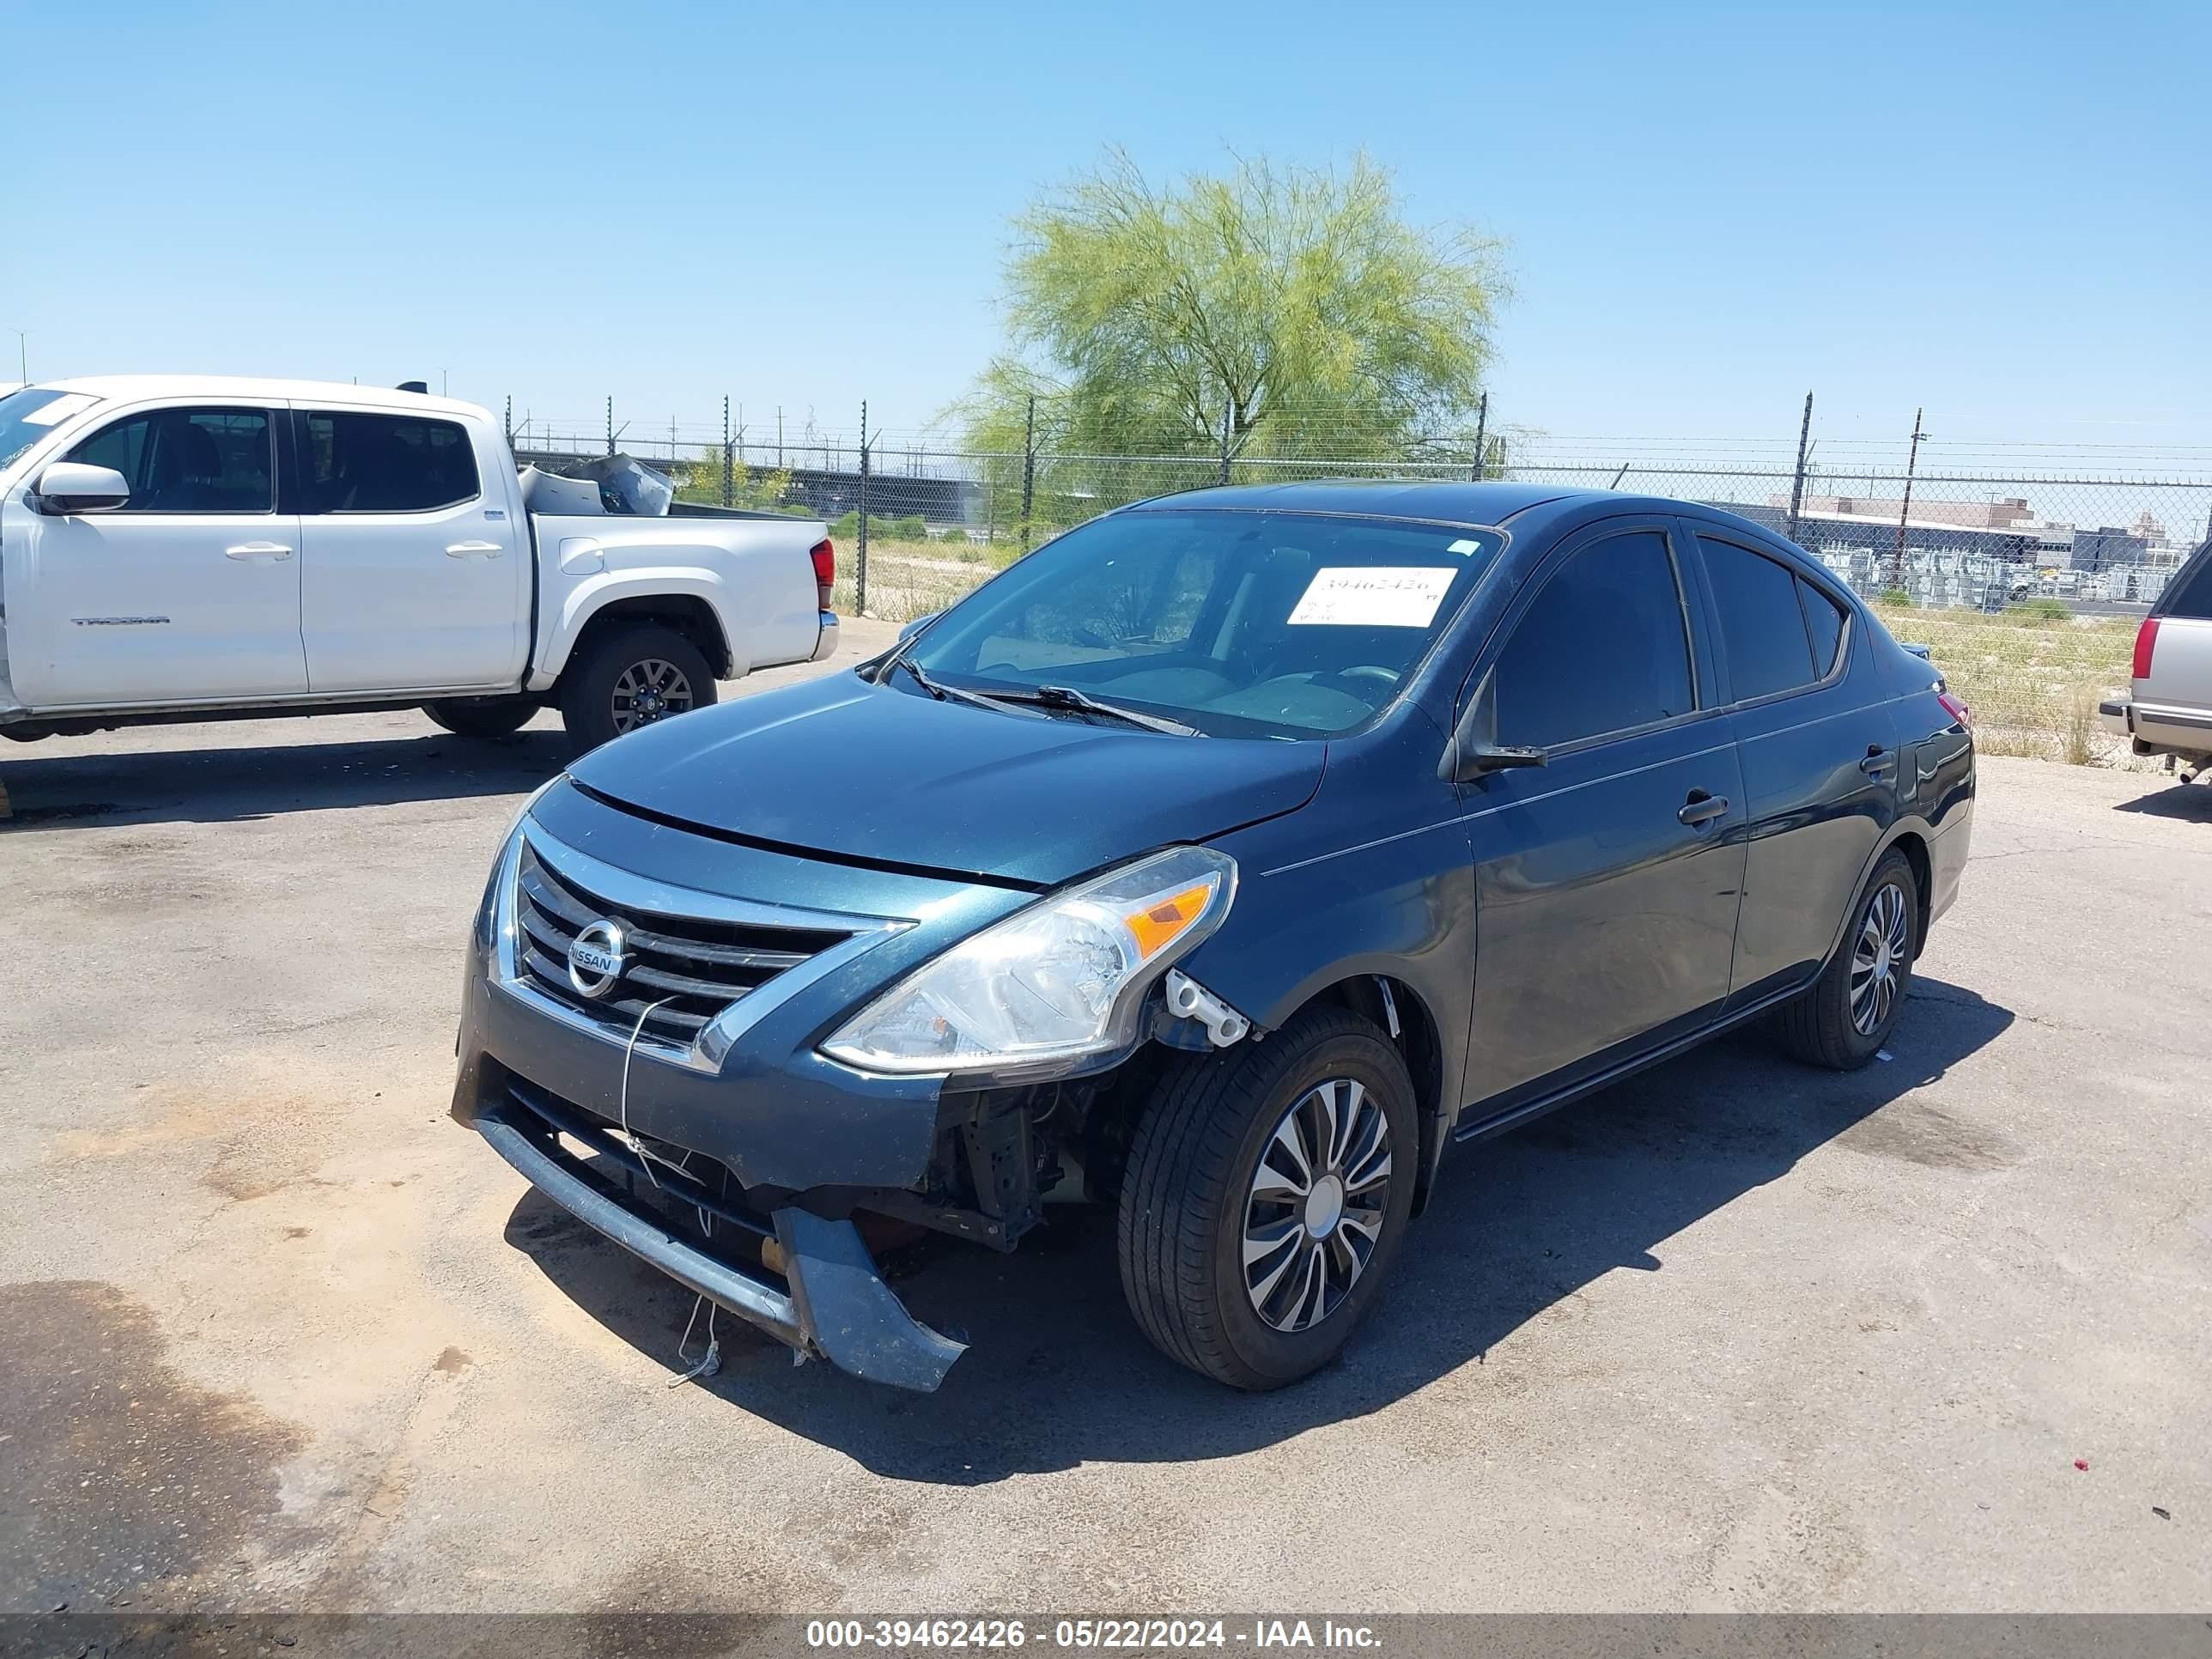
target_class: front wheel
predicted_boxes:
[556,623,716,753]
[1117,1006,1418,1389]
[1773,848,1920,1069]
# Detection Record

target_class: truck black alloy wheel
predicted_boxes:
[1773,848,1920,1070]
[422,697,536,740]
[558,623,717,752]
[1118,1006,1418,1389]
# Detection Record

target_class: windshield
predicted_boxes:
[905,508,1505,738]
[0,387,101,473]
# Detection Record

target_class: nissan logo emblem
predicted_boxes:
[567,919,630,999]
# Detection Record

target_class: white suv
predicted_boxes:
[2104,538,2212,776]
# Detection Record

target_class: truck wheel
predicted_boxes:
[1773,848,1919,1069]
[1117,1006,1417,1389]
[422,698,536,740]
[557,624,717,752]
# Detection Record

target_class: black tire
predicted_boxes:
[422,697,537,740]
[1117,1006,1419,1389]
[556,623,717,753]
[1773,849,1920,1069]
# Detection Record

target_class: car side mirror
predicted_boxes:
[34,461,131,514]
[1439,669,1549,782]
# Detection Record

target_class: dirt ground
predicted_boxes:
[3,621,2208,1615]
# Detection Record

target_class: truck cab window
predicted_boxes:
[68,408,273,514]
[302,412,479,514]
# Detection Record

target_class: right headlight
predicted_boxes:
[822,845,1237,1079]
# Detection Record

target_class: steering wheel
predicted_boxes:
[1311,666,1401,699]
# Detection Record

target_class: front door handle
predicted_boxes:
[224,541,294,562]
[446,539,504,558]
[1678,789,1728,827]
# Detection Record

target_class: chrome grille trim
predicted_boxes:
[491,818,912,1073]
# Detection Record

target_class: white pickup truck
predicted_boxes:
[0,376,838,750]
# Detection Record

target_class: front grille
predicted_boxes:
[514,841,853,1047]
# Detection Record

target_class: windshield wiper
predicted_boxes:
[893,656,1006,714]
[979,684,1203,737]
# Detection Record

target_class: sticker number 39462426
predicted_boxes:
[1286,566,1458,628]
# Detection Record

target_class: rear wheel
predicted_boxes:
[422,697,536,740]
[1117,1006,1417,1389]
[1774,849,1919,1069]
[557,623,716,752]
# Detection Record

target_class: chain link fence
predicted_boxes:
[506,398,2212,766]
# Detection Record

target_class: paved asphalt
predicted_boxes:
[3,619,2208,1615]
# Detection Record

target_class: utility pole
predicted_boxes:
[441,368,448,397]
[722,396,732,506]
[503,395,513,448]
[1218,394,1233,486]
[1470,392,1490,483]
[777,407,784,469]
[13,331,25,385]
[606,396,614,457]
[1892,407,1926,588]
[1785,391,1814,544]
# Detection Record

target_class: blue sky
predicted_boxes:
[8,0,2208,459]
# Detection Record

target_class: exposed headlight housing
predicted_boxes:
[822,845,1237,1079]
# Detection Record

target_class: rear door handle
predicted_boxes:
[446,539,504,558]
[224,541,293,561]
[1678,790,1728,827]
[1859,746,1895,775]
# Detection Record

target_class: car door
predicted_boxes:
[294,405,525,693]
[1461,519,1747,1108]
[1682,525,1897,1007]
[3,402,305,707]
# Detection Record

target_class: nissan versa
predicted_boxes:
[452,481,1975,1392]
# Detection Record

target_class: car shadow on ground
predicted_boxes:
[2111,780,2212,822]
[505,975,2014,1484]
[0,728,570,828]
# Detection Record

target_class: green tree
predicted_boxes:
[959,150,1505,465]
[678,448,797,512]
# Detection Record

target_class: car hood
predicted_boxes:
[566,672,1328,889]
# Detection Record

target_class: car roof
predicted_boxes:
[1130,478,1577,524]
[27,375,487,421]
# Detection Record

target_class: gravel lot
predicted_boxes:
[3,624,2209,1616]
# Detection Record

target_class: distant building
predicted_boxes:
[2071,526,2148,573]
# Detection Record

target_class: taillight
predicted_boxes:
[2131,615,2160,681]
[1937,690,1972,731]
[810,538,836,610]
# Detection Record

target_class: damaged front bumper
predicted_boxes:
[473,1077,964,1390]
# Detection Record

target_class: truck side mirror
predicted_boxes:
[1438,669,1549,782]
[34,461,132,514]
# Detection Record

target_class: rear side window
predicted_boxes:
[2165,548,2212,620]
[1494,530,1696,748]
[1798,577,1848,677]
[1703,538,1820,702]
[68,407,274,514]
[301,411,479,513]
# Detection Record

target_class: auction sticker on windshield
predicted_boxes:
[1287,566,1457,628]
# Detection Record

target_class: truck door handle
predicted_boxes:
[1859,745,1895,775]
[1678,789,1728,827]
[224,541,294,561]
[446,539,504,558]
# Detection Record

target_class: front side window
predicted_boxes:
[906,509,1505,739]
[1492,530,1696,748]
[301,411,479,514]
[1703,538,1820,702]
[67,407,273,514]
